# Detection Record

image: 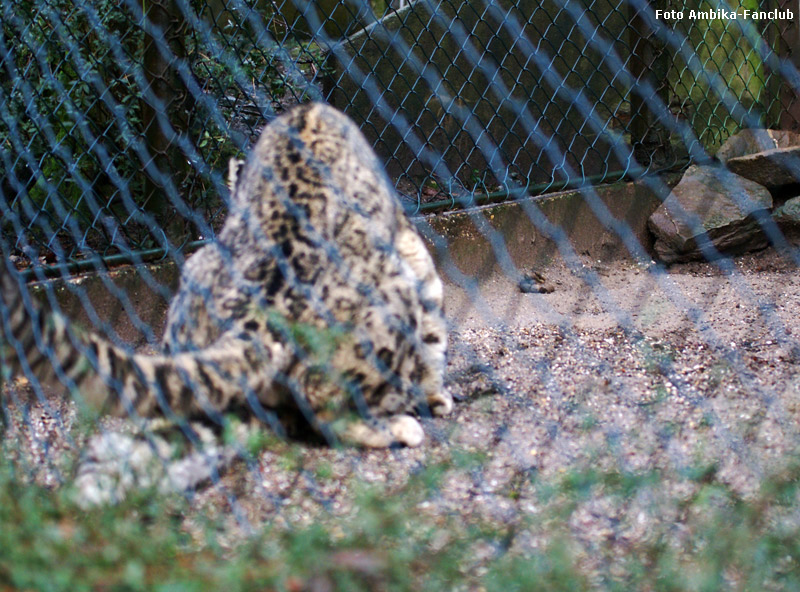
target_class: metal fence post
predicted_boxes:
[773,0,800,130]
[629,0,672,170]
[142,0,193,239]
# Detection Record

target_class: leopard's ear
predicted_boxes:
[227,158,245,193]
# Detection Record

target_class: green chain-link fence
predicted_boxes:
[1,0,794,268]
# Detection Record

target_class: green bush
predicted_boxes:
[0,0,330,261]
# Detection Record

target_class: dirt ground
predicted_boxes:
[4,245,800,577]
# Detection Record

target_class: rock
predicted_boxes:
[725,146,800,190]
[73,421,247,507]
[648,164,773,263]
[716,128,800,163]
[715,128,800,190]
[773,196,800,226]
[519,271,555,293]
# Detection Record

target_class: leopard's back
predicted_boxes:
[163,103,450,444]
[2,103,450,448]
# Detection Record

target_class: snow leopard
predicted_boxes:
[0,103,451,449]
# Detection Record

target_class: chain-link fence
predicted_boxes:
[3,0,800,589]
[2,0,794,266]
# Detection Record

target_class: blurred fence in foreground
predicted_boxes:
[2,1,800,589]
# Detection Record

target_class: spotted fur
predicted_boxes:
[1,103,451,447]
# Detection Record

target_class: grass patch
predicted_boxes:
[3,439,800,590]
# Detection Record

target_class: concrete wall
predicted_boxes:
[424,181,660,282]
[29,180,660,342]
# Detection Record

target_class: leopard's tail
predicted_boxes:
[0,254,286,421]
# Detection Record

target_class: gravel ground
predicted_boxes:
[3,245,800,577]
[188,246,800,562]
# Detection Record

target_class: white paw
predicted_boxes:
[389,415,424,447]
[428,389,453,416]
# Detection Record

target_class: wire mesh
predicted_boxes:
[2,0,800,588]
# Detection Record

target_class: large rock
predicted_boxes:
[726,146,800,190]
[716,128,800,163]
[648,165,773,263]
[716,128,800,190]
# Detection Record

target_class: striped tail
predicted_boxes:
[0,254,287,422]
